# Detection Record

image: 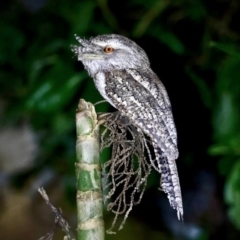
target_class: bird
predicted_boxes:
[71,34,183,220]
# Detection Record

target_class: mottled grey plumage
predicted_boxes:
[71,34,183,219]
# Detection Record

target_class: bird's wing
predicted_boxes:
[104,69,183,219]
[104,69,178,160]
[126,68,178,147]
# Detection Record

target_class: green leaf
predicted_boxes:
[225,160,240,229]
[149,26,185,55]
[218,155,236,176]
[186,0,207,20]
[212,56,240,142]
[209,42,240,58]
[51,112,73,134]
[0,23,25,63]
[25,70,86,113]
[185,67,212,108]
[70,1,96,34]
[208,144,231,156]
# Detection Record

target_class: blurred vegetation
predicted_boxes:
[0,0,240,239]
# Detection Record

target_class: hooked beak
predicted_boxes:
[71,35,103,61]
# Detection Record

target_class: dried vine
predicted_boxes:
[98,112,155,233]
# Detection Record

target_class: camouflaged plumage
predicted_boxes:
[72,34,183,220]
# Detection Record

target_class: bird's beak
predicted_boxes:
[78,53,103,61]
[71,35,103,61]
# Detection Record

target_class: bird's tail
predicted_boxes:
[154,145,183,220]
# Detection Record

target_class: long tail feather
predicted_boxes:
[154,145,183,220]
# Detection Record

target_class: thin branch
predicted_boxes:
[38,187,75,240]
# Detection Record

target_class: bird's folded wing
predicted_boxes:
[104,69,178,160]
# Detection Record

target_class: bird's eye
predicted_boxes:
[104,46,114,53]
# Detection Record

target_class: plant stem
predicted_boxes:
[75,99,105,240]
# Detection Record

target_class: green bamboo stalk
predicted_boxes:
[75,99,105,240]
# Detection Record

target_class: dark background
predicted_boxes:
[1,0,240,239]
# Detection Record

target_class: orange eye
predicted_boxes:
[104,46,114,53]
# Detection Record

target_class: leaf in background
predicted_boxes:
[25,65,87,113]
[225,160,240,229]
[26,39,68,85]
[69,1,96,34]
[218,155,236,176]
[209,42,240,59]
[212,55,240,143]
[132,0,168,38]
[185,67,212,108]
[51,112,73,134]
[28,55,58,86]
[0,23,25,63]
[149,26,185,55]
[208,144,231,156]
[185,0,207,21]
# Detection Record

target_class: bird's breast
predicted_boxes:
[94,72,116,108]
